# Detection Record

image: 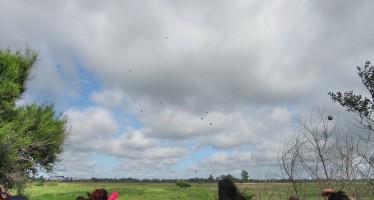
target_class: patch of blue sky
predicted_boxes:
[122,116,144,131]
[111,117,144,138]
[175,144,217,175]
[89,152,118,177]
[191,146,217,160]
[66,58,102,109]
[96,110,143,140]
[69,57,145,132]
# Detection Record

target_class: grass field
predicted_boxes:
[21,181,371,200]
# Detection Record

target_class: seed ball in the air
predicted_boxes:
[327,115,333,120]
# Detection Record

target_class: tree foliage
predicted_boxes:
[175,180,191,188]
[241,170,249,183]
[0,47,69,192]
[280,61,374,199]
[329,61,374,124]
[329,61,374,172]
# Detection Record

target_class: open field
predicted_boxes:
[22,181,371,200]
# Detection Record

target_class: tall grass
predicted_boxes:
[25,182,217,200]
[23,181,372,200]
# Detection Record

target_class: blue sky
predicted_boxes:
[1,0,373,180]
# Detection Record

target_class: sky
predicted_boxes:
[1,0,373,180]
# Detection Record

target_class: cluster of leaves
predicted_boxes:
[175,180,191,188]
[0,48,69,192]
[328,61,374,119]
[280,61,374,200]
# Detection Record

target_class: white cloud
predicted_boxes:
[194,151,254,176]
[90,88,125,108]
[65,107,118,148]
[2,0,374,179]
[117,131,156,150]
[141,107,212,138]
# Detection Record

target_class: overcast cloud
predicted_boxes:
[1,0,373,179]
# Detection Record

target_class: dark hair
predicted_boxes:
[288,196,300,200]
[76,196,86,200]
[218,178,253,200]
[5,195,29,200]
[87,189,108,200]
[327,191,350,200]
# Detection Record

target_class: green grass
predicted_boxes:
[21,181,373,200]
[25,182,217,200]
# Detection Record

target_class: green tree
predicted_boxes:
[241,170,249,183]
[328,61,374,170]
[328,61,374,124]
[176,180,191,188]
[0,47,69,193]
[328,60,374,198]
[208,174,214,182]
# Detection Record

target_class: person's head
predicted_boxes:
[218,178,252,200]
[327,191,350,200]
[87,189,108,200]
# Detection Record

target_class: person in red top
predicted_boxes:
[85,189,119,200]
[87,189,108,200]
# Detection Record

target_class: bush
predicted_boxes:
[176,180,191,188]
[34,182,44,187]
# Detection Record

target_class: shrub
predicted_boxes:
[176,180,191,188]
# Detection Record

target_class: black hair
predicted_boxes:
[328,191,350,200]
[218,178,253,200]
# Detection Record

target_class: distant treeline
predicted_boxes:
[42,174,317,184]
